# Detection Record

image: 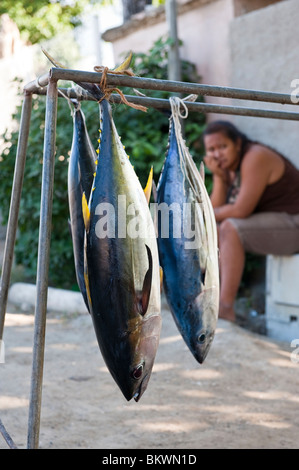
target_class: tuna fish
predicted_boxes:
[157,96,219,364]
[68,101,96,312]
[83,98,161,401]
[43,50,161,401]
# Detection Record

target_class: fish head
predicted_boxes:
[183,285,219,364]
[119,313,161,402]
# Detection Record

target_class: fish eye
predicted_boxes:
[131,363,144,380]
[198,333,206,343]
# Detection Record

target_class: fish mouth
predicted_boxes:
[195,345,210,364]
[190,330,215,364]
[197,334,214,363]
[133,373,149,402]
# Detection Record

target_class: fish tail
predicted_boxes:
[41,48,66,68]
[113,51,133,73]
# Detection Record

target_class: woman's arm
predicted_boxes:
[209,174,229,208]
[203,154,231,208]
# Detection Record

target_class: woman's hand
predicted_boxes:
[203,155,229,182]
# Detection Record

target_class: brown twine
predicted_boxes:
[94,65,147,113]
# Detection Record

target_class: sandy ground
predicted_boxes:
[0,296,299,450]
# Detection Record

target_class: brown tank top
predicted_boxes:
[227,151,299,215]
[255,155,299,214]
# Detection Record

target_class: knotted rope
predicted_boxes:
[93,65,148,113]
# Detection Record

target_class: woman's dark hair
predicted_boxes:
[203,120,251,157]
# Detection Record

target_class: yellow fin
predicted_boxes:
[113,51,133,73]
[144,167,153,205]
[84,271,92,309]
[82,192,90,230]
[159,267,163,293]
[41,47,66,68]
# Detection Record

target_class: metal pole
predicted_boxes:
[0,92,32,340]
[0,418,18,449]
[24,72,49,94]
[108,94,299,121]
[32,86,299,121]
[165,0,181,82]
[45,67,299,106]
[27,78,58,449]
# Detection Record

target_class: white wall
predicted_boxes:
[229,0,299,167]
[179,0,234,92]
[106,0,234,107]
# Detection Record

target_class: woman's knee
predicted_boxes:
[218,219,241,243]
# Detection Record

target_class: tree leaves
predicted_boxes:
[0,0,88,44]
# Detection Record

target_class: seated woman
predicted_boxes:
[203,120,299,322]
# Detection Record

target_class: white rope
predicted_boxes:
[57,83,92,116]
[73,84,90,101]
[169,96,195,195]
[58,88,75,116]
[168,95,218,257]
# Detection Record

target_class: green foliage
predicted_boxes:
[0,89,93,288]
[0,0,89,44]
[0,36,206,288]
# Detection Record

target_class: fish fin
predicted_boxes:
[41,48,66,68]
[113,51,133,72]
[138,245,153,316]
[159,266,163,293]
[82,192,90,231]
[151,178,158,203]
[144,167,153,205]
[84,271,92,311]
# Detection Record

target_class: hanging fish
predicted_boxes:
[68,101,97,312]
[42,50,161,401]
[83,97,161,401]
[157,96,219,364]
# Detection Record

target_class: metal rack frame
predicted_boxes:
[1,67,299,449]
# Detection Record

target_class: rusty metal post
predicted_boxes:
[0,91,32,340]
[48,67,299,106]
[27,78,58,449]
[0,65,298,450]
[0,419,18,449]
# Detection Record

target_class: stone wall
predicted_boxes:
[229,0,299,166]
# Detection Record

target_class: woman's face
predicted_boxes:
[204,132,241,171]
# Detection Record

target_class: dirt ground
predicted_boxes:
[0,295,299,450]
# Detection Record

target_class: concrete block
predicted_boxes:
[267,317,299,344]
[8,282,88,315]
[266,255,299,342]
